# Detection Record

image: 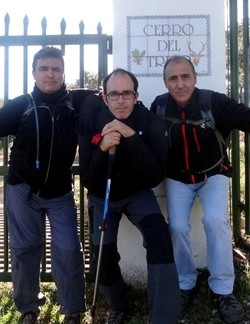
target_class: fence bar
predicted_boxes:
[243,0,250,235]
[229,0,242,241]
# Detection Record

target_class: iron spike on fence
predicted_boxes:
[79,20,85,34]
[41,17,47,35]
[60,18,66,35]
[23,15,28,35]
[97,22,102,34]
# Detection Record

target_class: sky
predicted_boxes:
[0,0,113,98]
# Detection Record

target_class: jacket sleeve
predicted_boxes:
[150,96,159,113]
[78,94,110,194]
[211,92,250,137]
[0,95,28,137]
[123,109,168,188]
[149,94,165,114]
[71,89,99,112]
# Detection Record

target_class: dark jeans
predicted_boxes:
[89,189,181,324]
[6,183,86,315]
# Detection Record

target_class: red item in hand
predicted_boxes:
[91,133,103,145]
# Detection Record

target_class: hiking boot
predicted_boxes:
[63,313,81,324]
[105,310,125,324]
[180,287,196,314]
[211,291,244,323]
[21,309,40,324]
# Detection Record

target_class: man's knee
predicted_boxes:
[139,213,175,264]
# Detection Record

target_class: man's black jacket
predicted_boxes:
[0,84,94,198]
[78,93,168,201]
[151,87,250,184]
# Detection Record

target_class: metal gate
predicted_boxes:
[0,13,112,281]
[227,0,250,241]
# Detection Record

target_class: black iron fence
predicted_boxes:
[227,0,250,241]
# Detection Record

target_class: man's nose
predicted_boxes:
[47,69,54,78]
[176,78,184,88]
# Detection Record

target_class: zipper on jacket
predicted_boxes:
[181,111,195,183]
[42,114,55,186]
[36,105,55,196]
[192,127,201,152]
[29,93,41,169]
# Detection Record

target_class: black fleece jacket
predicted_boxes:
[0,84,94,198]
[78,93,168,201]
[151,87,250,184]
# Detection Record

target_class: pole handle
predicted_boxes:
[109,146,116,156]
[107,146,116,178]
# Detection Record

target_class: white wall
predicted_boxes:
[112,0,226,286]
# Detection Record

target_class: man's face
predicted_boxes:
[32,57,64,94]
[102,73,138,120]
[164,60,197,106]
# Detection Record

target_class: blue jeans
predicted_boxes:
[6,183,85,314]
[166,175,235,295]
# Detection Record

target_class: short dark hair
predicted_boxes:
[163,55,196,81]
[102,68,139,95]
[32,46,65,71]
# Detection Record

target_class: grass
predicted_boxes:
[0,255,249,324]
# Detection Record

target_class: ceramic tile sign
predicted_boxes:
[127,15,211,77]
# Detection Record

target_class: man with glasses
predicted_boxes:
[150,55,246,323]
[78,68,181,324]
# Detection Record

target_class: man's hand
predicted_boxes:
[102,119,135,138]
[99,119,135,152]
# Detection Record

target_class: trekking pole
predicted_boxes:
[90,146,116,323]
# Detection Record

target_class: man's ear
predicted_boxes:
[134,92,139,104]
[102,92,108,105]
[164,79,169,90]
[194,72,197,84]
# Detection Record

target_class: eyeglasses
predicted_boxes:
[106,90,136,101]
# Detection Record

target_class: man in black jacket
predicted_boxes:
[150,55,247,324]
[78,68,181,324]
[0,46,93,324]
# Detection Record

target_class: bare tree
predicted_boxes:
[67,71,98,90]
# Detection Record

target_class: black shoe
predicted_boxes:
[180,287,196,314]
[105,310,125,324]
[211,291,244,323]
[63,313,81,324]
[21,309,40,324]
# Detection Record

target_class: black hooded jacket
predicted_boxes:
[78,93,168,201]
[151,87,250,184]
[0,84,94,198]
